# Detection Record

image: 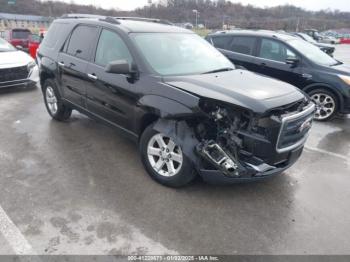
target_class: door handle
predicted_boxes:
[260,62,267,67]
[87,73,98,80]
[58,62,65,67]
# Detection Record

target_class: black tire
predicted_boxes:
[308,88,338,121]
[139,124,196,187]
[43,79,72,121]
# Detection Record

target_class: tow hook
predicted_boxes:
[197,140,240,177]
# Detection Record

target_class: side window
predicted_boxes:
[66,25,98,61]
[95,29,132,67]
[229,36,256,55]
[259,39,296,62]
[211,36,232,49]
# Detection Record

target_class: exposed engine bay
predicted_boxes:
[153,98,314,179]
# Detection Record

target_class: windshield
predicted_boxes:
[12,30,30,39]
[299,33,316,43]
[131,33,234,76]
[0,38,16,52]
[288,39,338,66]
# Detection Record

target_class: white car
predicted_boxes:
[0,38,39,89]
[319,35,340,45]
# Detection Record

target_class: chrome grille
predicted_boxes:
[276,103,315,153]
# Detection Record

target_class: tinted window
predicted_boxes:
[42,23,63,48]
[229,37,256,55]
[211,36,232,49]
[12,30,30,39]
[259,39,296,62]
[67,25,98,61]
[95,29,132,66]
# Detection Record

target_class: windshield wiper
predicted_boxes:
[202,67,234,74]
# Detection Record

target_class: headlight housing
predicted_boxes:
[27,61,36,72]
[338,74,350,86]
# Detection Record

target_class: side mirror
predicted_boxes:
[286,57,299,67]
[105,60,133,75]
[16,45,23,50]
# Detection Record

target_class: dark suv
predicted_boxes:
[206,30,350,121]
[38,15,315,187]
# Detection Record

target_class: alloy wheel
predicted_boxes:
[45,86,58,115]
[311,93,335,120]
[147,133,183,177]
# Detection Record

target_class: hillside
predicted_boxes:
[1,0,350,30]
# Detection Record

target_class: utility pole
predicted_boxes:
[193,9,199,28]
[296,17,300,32]
[148,0,152,18]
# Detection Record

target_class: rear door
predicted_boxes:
[220,36,257,71]
[253,38,304,87]
[57,25,99,108]
[85,28,137,131]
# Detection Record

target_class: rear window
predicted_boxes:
[12,30,30,39]
[42,22,69,48]
[211,36,232,49]
[66,25,98,61]
[229,36,256,55]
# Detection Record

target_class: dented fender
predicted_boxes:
[138,95,196,118]
[153,119,201,169]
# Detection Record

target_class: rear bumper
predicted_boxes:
[199,145,304,184]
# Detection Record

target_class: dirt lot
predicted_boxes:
[0,45,349,255]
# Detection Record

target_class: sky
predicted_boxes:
[51,0,350,12]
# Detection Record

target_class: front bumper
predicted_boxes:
[0,65,39,89]
[199,145,304,184]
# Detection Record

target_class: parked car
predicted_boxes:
[28,34,42,59]
[206,30,350,121]
[3,28,32,51]
[292,32,335,56]
[38,15,315,187]
[304,29,322,41]
[319,35,340,45]
[0,38,38,89]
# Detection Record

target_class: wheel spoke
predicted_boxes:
[171,152,183,163]
[155,135,166,148]
[148,147,160,156]
[154,159,165,171]
[167,140,176,152]
[166,161,176,175]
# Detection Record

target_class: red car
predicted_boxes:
[28,34,41,59]
[4,28,31,50]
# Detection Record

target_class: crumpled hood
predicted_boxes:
[163,69,305,113]
[0,50,33,69]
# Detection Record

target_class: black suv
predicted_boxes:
[38,15,315,187]
[206,30,350,121]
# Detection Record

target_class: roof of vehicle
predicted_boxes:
[56,15,192,34]
[208,30,298,41]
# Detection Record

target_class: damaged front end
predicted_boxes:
[154,98,315,183]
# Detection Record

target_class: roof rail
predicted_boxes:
[61,14,104,19]
[115,17,173,25]
[60,14,120,24]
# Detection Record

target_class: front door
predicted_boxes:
[253,38,304,88]
[85,29,137,131]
